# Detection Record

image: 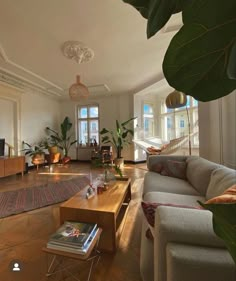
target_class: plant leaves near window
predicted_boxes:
[123,0,236,102]
[227,42,236,79]
[163,0,236,101]
[123,0,190,38]
[198,201,236,265]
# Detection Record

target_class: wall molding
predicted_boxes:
[0,82,22,154]
[0,43,64,99]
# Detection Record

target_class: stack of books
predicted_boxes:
[47,221,98,255]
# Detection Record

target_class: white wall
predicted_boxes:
[0,97,14,155]
[60,94,135,161]
[199,90,236,169]
[0,82,60,165]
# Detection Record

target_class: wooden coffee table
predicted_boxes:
[60,178,131,253]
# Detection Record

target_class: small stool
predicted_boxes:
[42,228,102,281]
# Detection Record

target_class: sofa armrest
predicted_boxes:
[154,206,226,281]
[147,155,188,172]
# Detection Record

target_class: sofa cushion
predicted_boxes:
[141,199,203,228]
[205,185,236,203]
[206,167,236,200]
[161,160,187,180]
[143,172,200,197]
[186,157,219,195]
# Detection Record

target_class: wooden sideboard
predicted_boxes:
[0,156,25,178]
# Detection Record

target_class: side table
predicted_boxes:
[42,228,102,281]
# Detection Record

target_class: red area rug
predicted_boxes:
[0,176,90,218]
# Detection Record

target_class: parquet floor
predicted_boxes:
[0,162,147,281]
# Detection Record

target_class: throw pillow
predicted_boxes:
[160,160,187,180]
[151,163,163,173]
[206,167,236,200]
[145,228,154,241]
[205,185,236,204]
[141,201,202,228]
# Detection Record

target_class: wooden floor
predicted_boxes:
[0,161,147,281]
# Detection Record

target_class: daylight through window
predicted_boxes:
[77,105,99,146]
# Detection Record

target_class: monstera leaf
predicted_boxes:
[122,0,236,102]
[198,201,236,265]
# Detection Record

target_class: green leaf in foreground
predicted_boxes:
[227,42,236,80]
[163,0,236,101]
[123,0,190,38]
[198,201,236,265]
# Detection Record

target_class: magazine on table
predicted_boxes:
[49,221,98,247]
[47,227,99,255]
[48,225,98,249]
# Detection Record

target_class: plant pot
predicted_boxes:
[114,157,124,168]
[32,153,45,165]
[62,156,71,165]
[48,146,58,154]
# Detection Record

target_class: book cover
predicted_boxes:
[49,221,97,247]
[47,228,99,255]
[48,225,98,249]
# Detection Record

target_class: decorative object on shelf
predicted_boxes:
[61,41,94,64]
[165,90,192,155]
[86,184,96,199]
[100,117,137,167]
[45,116,77,163]
[69,75,90,100]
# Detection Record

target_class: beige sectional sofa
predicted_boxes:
[140,155,236,281]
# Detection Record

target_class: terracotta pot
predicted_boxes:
[32,153,45,165]
[62,156,71,164]
[48,146,58,154]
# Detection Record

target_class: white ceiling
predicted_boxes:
[0,0,181,99]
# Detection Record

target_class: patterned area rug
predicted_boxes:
[0,176,90,218]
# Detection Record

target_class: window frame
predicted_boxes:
[160,96,199,146]
[77,104,100,146]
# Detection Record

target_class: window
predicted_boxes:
[160,96,199,146]
[77,105,99,145]
[143,103,154,138]
[180,120,185,128]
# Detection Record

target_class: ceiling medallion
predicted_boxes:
[61,41,94,64]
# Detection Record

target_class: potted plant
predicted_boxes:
[100,117,137,166]
[42,137,58,154]
[46,116,77,164]
[22,141,45,166]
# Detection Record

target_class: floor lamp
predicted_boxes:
[165,90,192,155]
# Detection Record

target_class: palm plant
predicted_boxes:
[100,117,137,159]
[22,141,45,156]
[46,116,77,157]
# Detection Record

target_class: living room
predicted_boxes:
[0,1,236,281]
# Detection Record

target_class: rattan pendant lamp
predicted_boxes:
[165,90,191,155]
[69,75,90,101]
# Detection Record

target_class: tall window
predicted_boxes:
[77,105,99,145]
[143,103,154,138]
[160,96,199,146]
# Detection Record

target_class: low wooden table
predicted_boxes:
[60,178,131,253]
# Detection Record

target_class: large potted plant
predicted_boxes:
[100,117,136,166]
[46,116,77,163]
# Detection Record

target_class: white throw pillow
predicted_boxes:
[206,167,236,200]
